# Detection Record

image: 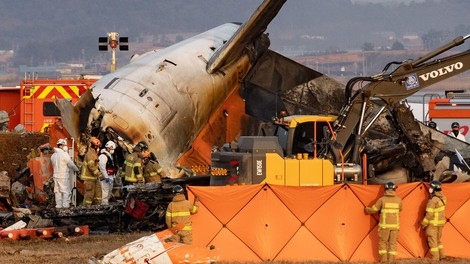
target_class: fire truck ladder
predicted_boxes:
[23,73,36,131]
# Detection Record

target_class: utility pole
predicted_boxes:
[98,32,128,72]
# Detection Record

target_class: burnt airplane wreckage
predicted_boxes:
[225,33,470,185]
[56,1,470,186]
[1,168,209,233]
[39,181,207,233]
[6,0,467,232]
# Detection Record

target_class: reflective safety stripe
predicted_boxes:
[378,249,387,255]
[372,205,379,211]
[379,202,400,229]
[149,172,158,177]
[384,202,399,209]
[81,175,96,180]
[388,251,397,256]
[190,205,197,214]
[426,206,445,213]
[430,219,446,225]
[428,204,446,226]
[125,160,143,182]
[430,247,439,252]
[81,160,100,180]
[166,211,191,217]
[379,223,399,228]
[171,224,192,231]
[157,168,163,174]
[381,209,399,213]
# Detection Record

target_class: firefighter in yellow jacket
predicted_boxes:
[165,185,199,244]
[142,151,167,183]
[80,137,105,205]
[421,180,447,261]
[365,182,403,262]
[123,141,147,184]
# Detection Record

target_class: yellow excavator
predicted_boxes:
[210,34,470,186]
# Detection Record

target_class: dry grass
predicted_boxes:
[222,259,468,264]
[0,233,468,264]
[0,232,152,264]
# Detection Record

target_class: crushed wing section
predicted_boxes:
[242,50,345,121]
[207,0,287,73]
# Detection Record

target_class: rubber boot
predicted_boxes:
[379,254,388,262]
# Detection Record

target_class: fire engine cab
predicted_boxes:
[428,90,470,141]
[18,79,97,132]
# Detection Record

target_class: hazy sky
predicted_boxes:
[352,0,426,3]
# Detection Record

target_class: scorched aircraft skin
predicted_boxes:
[57,0,470,184]
[57,0,340,168]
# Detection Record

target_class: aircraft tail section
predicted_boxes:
[206,0,286,73]
[56,89,96,141]
[242,50,346,121]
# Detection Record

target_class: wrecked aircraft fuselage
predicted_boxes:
[58,23,255,167]
[56,0,470,187]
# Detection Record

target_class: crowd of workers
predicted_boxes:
[362,120,462,262]
[49,135,455,253]
[52,137,169,208]
[51,136,199,244]
[365,180,447,262]
[428,121,467,142]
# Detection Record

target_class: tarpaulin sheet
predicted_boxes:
[189,182,470,262]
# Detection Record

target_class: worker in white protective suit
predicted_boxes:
[448,122,466,142]
[98,141,118,205]
[51,138,79,209]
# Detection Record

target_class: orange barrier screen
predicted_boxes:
[189,182,470,262]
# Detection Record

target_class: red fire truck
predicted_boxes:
[428,90,470,141]
[1,79,97,132]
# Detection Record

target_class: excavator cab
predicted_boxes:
[274,115,336,159]
[209,114,340,186]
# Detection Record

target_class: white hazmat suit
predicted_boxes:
[448,131,466,142]
[98,148,117,205]
[51,147,79,208]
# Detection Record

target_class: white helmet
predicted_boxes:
[57,138,67,146]
[105,141,117,150]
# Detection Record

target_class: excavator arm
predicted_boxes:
[331,35,470,164]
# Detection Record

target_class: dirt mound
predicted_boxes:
[0,132,49,178]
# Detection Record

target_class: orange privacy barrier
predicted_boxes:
[189,182,470,262]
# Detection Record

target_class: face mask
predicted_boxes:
[429,188,434,194]
[109,149,115,154]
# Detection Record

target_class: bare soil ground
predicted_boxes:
[0,132,49,178]
[0,232,152,264]
[0,80,469,264]
[0,232,468,264]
